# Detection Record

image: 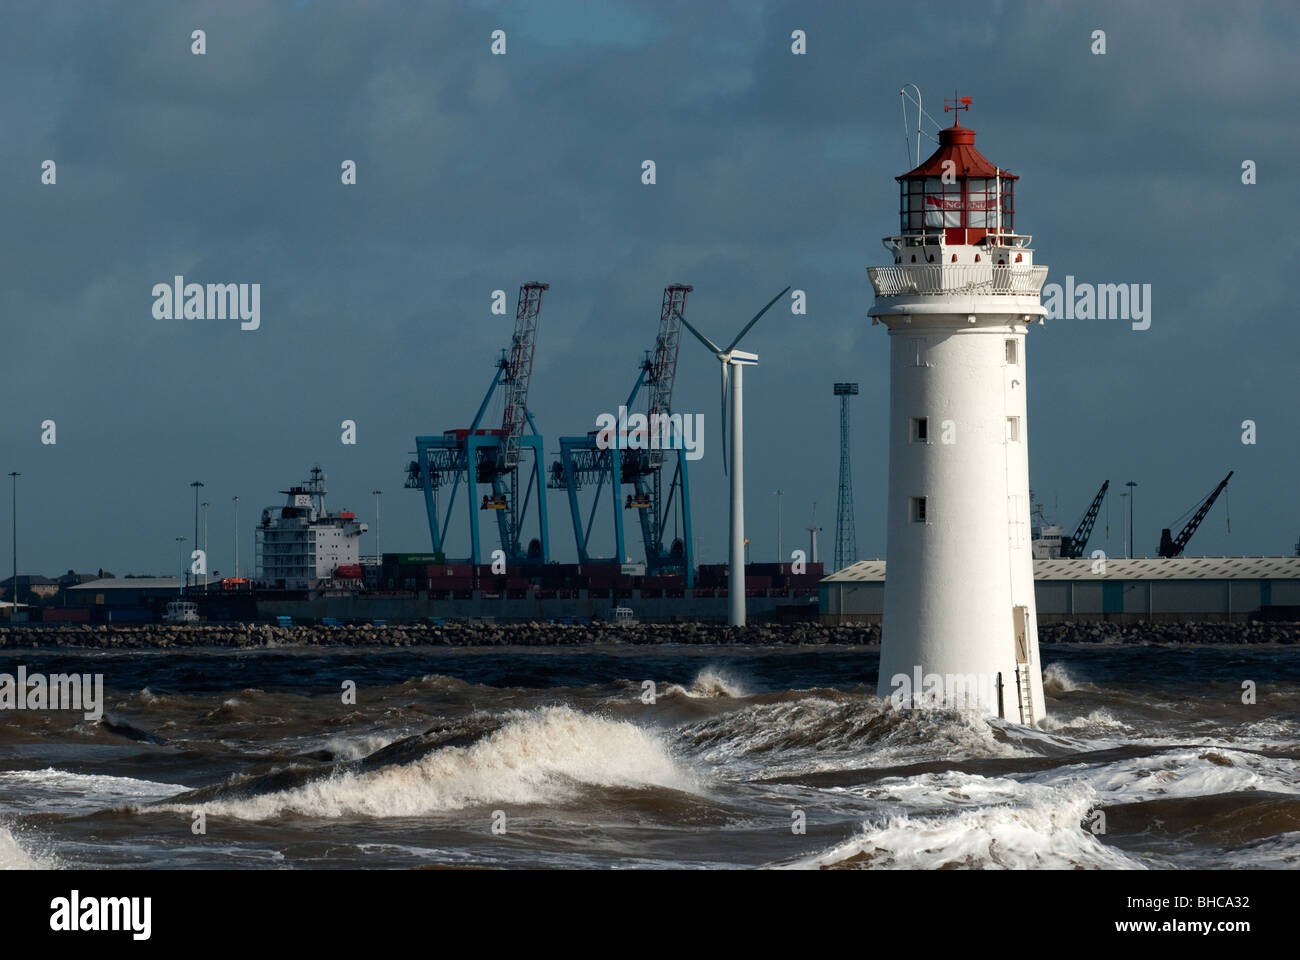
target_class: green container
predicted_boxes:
[383,552,445,565]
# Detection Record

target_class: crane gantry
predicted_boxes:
[548,284,695,585]
[405,282,552,567]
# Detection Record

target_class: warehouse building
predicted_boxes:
[820,557,1300,624]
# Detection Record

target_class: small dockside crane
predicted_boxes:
[1157,471,1233,558]
[1061,480,1109,558]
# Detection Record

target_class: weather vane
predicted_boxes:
[943,91,972,122]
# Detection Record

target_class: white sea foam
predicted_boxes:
[1041,709,1133,735]
[0,768,188,815]
[318,733,399,762]
[165,706,699,820]
[787,780,1143,870]
[664,668,749,699]
[1042,662,1091,694]
[0,824,58,869]
[676,696,1029,778]
[1030,747,1300,801]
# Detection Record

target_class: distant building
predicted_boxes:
[0,575,59,605]
[67,577,218,610]
[821,557,1300,625]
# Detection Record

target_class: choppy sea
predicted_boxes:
[1,642,1297,869]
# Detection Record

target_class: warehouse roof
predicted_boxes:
[823,557,1300,583]
[68,577,220,591]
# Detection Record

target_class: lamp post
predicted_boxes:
[1120,492,1129,559]
[7,472,18,608]
[175,537,187,596]
[1125,480,1138,558]
[189,481,204,589]
[232,496,239,579]
[774,489,783,564]
[202,501,210,591]
[372,489,382,562]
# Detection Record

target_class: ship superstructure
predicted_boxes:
[255,466,368,589]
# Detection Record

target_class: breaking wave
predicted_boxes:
[664,668,749,699]
[0,823,58,870]
[789,780,1141,870]
[159,706,699,820]
[1042,663,1091,694]
[675,696,1028,774]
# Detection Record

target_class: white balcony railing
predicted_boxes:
[868,264,1049,298]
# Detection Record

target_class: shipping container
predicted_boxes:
[39,608,90,623]
[106,608,154,623]
[383,553,445,565]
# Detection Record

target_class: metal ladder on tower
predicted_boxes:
[1016,663,1034,724]
[1013,604,1035,723]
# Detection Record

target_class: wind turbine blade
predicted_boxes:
[678,314,723,354]
[720,361,729,476]
[725,286,792,354]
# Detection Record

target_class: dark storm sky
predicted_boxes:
[2,0,1297,576]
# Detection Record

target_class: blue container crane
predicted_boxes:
[548,285,695,586]
[404,283,551,567]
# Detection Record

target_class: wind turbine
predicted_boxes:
[677,286,790,626]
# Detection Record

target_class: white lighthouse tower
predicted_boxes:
[868,96,1049,723]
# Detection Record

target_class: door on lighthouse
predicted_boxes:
[1013,605,1029,663]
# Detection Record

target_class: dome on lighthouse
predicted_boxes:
[897,121,1017,245]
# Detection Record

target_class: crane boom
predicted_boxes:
[1062,480,1109,558]
[1158,471,1233,557]
[646,284,691,468]
[499,282,548,471]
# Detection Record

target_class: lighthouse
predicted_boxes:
[868,96,1049,723]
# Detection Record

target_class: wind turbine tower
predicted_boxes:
[833,383,859,572]
[867,93,1050,723]
[679,287,790,627]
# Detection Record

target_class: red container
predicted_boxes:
[40,608,90,623]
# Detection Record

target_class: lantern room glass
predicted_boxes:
[898,177,1014,237]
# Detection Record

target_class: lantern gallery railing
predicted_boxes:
[867,264,1049,297]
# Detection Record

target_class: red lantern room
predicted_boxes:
[896,97,1016,248]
